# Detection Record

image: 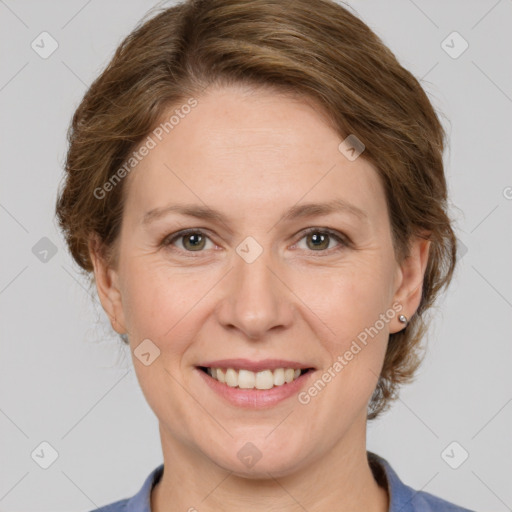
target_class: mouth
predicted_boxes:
[195,359,317,408]
[196,365,315,390]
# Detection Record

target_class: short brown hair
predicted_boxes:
[55,0,457,420]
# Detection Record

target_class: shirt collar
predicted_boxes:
[125,463,163,512]
[123,451,448,512]
[368,450,417,511]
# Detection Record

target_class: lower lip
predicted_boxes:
[195,368,315,408]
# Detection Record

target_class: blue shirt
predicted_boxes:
[90,451,475,511]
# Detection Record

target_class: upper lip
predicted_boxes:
[198,358,315,372]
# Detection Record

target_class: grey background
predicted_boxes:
[1,0,511,510]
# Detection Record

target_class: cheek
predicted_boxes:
[122,265,202,413]
[297,267,391,432]
[291,257,393,409]
[120,261,181,339]
[294,257,394,342]
[121,260,216,355]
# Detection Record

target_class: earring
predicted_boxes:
[398,314,408,324]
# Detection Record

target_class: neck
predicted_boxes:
[151,418,389,512]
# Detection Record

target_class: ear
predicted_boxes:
[88,234,127,335]
[390,233,431,334]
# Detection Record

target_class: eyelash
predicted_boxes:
[161,227,349,256]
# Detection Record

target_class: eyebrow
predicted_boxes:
[142,198,368,226]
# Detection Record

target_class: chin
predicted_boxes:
[206,438,309,479]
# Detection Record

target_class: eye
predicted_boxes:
[162,227,349,255]
[162,229,215,252]
[293,228,348,254]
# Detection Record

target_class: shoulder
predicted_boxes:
[88,499,129,512]
[368,451,476,512]
[406,489,475,511]
[87,463,164,512]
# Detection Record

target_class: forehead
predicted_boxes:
[122,85,386,226]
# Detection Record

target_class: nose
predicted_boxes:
[215,247,294,340]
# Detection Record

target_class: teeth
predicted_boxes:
[206,367,305,389]
[274,368,285,386]
[238,369,256,389]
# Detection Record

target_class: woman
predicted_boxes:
[55,0,474,510]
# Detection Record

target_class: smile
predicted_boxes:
[195,358,317,408]
[199,367,311,390]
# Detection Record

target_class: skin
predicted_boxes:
[90,84,430,512]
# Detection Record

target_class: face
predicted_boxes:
[91,84,429,478]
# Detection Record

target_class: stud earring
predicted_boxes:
[398,314,408,324]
